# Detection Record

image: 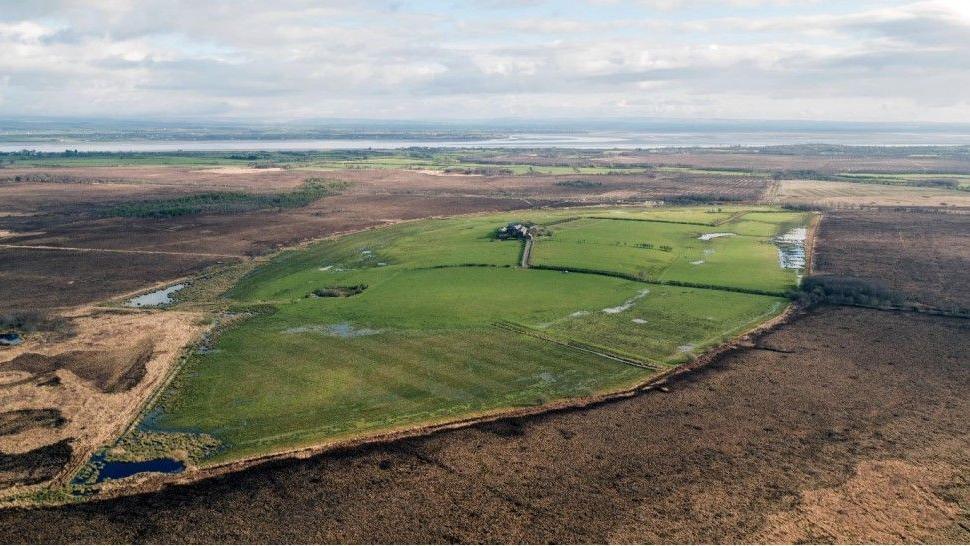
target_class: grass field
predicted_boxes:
[531,210,809,293]
[142,206,810,464]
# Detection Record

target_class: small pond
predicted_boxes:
[126,284,186,308]
[81,452,186,483]
[0,331,22,346]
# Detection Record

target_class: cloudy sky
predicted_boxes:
[1,0,968,122]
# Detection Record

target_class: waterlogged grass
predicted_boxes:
[151,206,809,463]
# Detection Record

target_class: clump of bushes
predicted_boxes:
[796,275,904,307]
[554,179,603,188]
[311,284,368,298]
[443,166,514,176]
[0,311,73,335]
[102,178,351,218]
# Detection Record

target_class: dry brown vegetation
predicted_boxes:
[815,209,970,310]
[487,148,970,174]
[0,309,206,498]
[774,179,970,209]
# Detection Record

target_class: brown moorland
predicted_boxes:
[815,209,970,310]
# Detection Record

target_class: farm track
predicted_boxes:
[0,243,244,259]
[519,236,533,268]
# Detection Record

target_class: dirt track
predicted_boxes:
[0,306,965,543]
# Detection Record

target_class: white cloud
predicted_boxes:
[0,0,967,121]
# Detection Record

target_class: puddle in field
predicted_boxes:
[0,332,22,346]
[602,289,650,314]
[690,260,705,265]
[569,310,590,318]
[283,323,382,338]
[698,232,735,241]
[318,265,333,271]
[677,343,696,353]
[126,284,186,307]
[632,318,647,324]
[774,227,807,270]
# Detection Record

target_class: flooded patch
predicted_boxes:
[698,232,735,241]
[283,323,382,338]
[677,343,696,353]
[126,284,186,308]
[632,318,647,324]
[690,260,705,265]
[602,289,650,314]
[774,227,807,270]
[569,310,590,318]
[318,265,333,272]
[0,332,22,346]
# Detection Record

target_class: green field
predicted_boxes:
[836,172,970,190]
[145,206,809,464]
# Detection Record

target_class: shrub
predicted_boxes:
[796,275,904,307]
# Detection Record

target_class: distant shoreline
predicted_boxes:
[4,130,970,153]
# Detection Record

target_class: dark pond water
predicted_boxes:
[0,331,22,346]
[84,452,185,483]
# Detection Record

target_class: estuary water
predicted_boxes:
[4,128,970,152]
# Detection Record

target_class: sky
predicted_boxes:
[1,0,969,123]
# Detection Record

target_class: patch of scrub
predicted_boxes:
[283,323,382,338]
[698,232,735,241]
[602,289,650,314]
[774,227,807,270]
[632,318,647,324]
[126,284,186,308]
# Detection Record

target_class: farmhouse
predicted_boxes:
[498,223,531,240]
